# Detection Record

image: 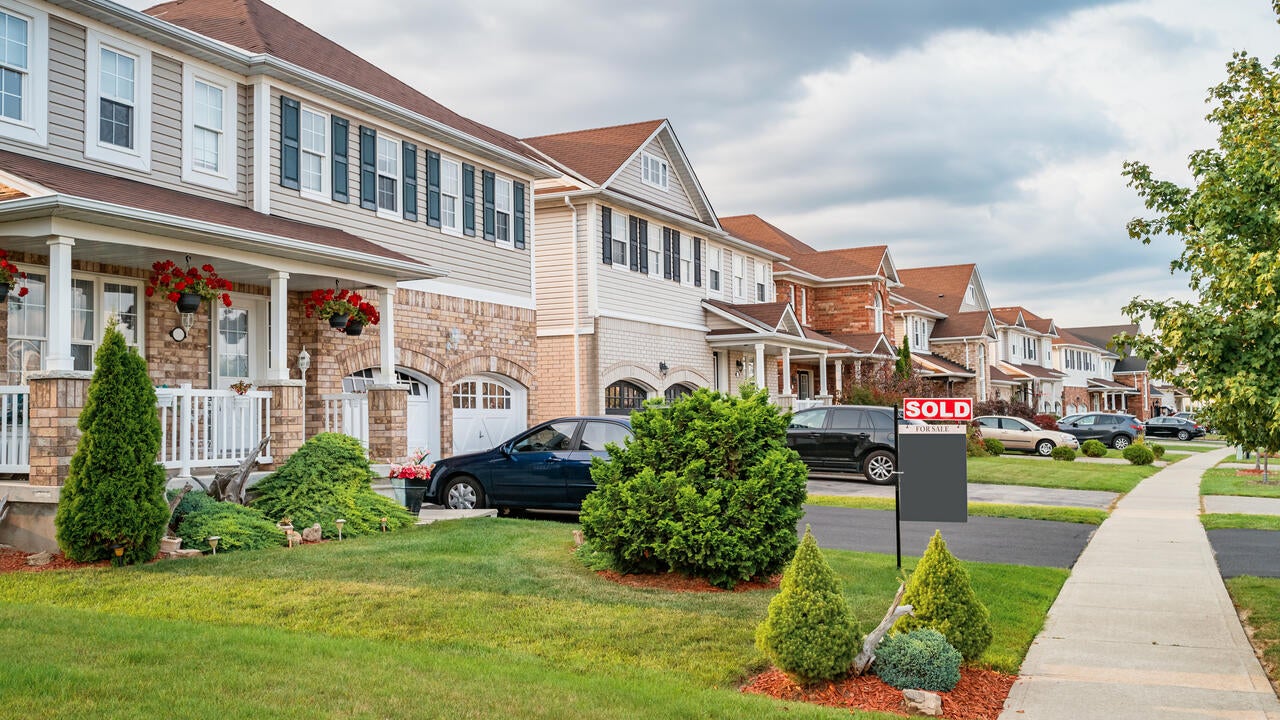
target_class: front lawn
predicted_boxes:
[0,519,1066,719]
[1201,513,1280,531]
[967,456,1157,493]
[1226,576,1280,687]
[807,495,1108,525]
[1201,468,1280,499]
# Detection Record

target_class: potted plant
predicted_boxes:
[343,298,381,336]
[0,250,29,303]
[303,288,361,329]
[229,380,253,395]
[146,260,233,313]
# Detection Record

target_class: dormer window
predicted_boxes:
[85,30,150,171]
[641,151,668,190]
[965,282,976,305]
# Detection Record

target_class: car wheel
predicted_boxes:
[443,475,485,510]
[1112,435,1131,450]
[1177,430,1190,441]
[1036,440,1055,456]
[863,450,896,485]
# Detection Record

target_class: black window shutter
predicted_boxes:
[426,150,442,227]
[662,227,672,280]
[482,170,496,241]
[402,142,418,221]
[359,126,377,210]
[694,237,703,287]
[601,207,613,265]
[514,182,526,249]
[462,163,476,236]
[671,229,682,283]
[638,219,649,273]
[628,215,639,271]
[331,116,349,202]
[280,96,300,190]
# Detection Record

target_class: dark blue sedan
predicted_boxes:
[409,416,633,511]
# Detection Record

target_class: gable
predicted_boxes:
[605,126,716,225]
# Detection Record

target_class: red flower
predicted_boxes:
[17,286,27,298]
[221,293,232,307]
[167,291,181,303]
[174,280,187,291]
[144,287,155,297]
[202,264,215,273]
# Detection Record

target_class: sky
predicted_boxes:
[126,0,1280,327]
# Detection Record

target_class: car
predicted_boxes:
[786,405,922,484]
[407,416,633,512]
[1057,412,1145,449]
[974,415,1080,456]
[1145,415,1206,441]
[1056,413,1086,427]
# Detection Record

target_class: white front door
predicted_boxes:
[345,368,441,461]
[213,297,268,455]
[451,375,527,455]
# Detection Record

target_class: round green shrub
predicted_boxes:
[872,629,962,691]
[1050,445,1076,461]
[982,438,1004,456]
[251,433,414,538]
[1150,443,1166,459]
[895,531,993,661]
[756,528,863,685]
[1080,439,1107,458]
[580,386,808,588]
[177,502,285,553]
[1122,443,1155,465]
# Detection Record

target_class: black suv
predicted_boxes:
[786,405,917,484]
[1057,413,1145,449]
[1145,415,1206,441]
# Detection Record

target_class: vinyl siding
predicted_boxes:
[609,138,700,220]
[532,202,589,329]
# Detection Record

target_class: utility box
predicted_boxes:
[898,424,967,523]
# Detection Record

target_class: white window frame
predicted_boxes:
[493,175,513,247]
[440,155,463,235]
[610,210,627,269]
[179,63,237,192]
[376,135,401,218]
[707,246,722,292]
[680,234,693,285]
[873,293,884,333]
[85,29,151,171]
[734,255,745,298]
[0,0,46,146]
[800,287,808,323]
[647,223,661,278]
[298,105,329,200]
[641,151,668,190]
[755,261,766,302]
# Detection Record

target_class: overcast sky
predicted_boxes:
[126,0,1280,326]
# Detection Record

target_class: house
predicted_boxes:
[989,307,1066,413]
[1053,327,1133,414]
[525,123,846,414]
[0,0,557,551]
[892,264,998,401]
[1062,324,1153,419]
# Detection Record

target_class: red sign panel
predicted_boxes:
[903,398,973,422]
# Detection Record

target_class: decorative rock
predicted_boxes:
[301,523,323,542]
[25,551,52,566]
[572,530,584,547]
[173,549,203,559]
[902,689,943,717]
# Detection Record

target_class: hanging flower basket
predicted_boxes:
[304,289,381,333]
[345,322,364,336]
[0,250,29,304]
[146,260,233,311]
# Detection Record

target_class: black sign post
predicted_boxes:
[893,403,902,570]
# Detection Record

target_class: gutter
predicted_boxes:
[565,196,581,415]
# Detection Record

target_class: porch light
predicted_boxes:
[734,360,744,378]
[297,346,311,376]
[658,361,669,378]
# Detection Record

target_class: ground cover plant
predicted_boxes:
[968,455,1155,493]
[1226,576,1280,688]
[805,495,1108,525]
[0,519,1066,718]
[1201,514,1280,531]
[871,628,961,692]
[1201,468,1280,499]
[175,494,285,553]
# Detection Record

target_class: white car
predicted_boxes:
[975,415,1081,456]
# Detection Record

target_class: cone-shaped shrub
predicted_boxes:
[755,527,863,685]
[894,531,992,661]
[55,323,168,566]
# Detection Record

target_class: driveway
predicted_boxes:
[807,478,1117,510]
[1207,529,1280,578]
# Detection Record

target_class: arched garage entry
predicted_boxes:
[452,374,528,454]
[345,368,441,461]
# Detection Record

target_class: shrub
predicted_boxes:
[895,531,993,661]
[872,629,962,691]
[579,386,808,588]
[1032,413,1060,431]
[756,527,862,685]
[973,400,1034,422]
[1080,439,1107,458]
[966,423,988,458]
[1050,445,1076,461]
[251,433,414,538]
[177,501,285,553]
[1122,443,1155,465]
[1150,443,1166,459]
[55,323,168,566]
[982,438,1004,456]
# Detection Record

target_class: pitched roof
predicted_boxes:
[1113,356,1149,374]
[930,311,992,339]
[1064,324,1140,354]
[989,365,1018,383]
[0,150,419,267]
[1088,377,1135,391]
[523,120,665,185]
[1000,362,1066,380]
[913,352,975,377]
[895,264,976,315]
[992,306,1055,334]
[144,0,536,161]
[822,332,895,356]
[717,214,817,259]
[705,299,790,330]
[783,246,889,280]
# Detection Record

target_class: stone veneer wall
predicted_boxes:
[592,317,713,413]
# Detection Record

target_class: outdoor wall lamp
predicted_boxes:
[734,359,744,377]
[659,361,669,378]
[297,346,311,377]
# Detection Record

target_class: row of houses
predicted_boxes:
[0,0,1174,550]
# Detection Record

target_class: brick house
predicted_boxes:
[892,264,998,401]
[0,0,558,550]
[989,307,1067,413]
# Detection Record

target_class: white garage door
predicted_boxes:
[451,375,527,455]
[345,368,441,461]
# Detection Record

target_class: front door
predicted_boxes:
[796,371,812,400]
[214,297,267,456]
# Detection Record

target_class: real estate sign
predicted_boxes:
[898,415,967,523]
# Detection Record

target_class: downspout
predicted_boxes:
[565,196,581,414]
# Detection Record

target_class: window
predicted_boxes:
[611,210,627,266]
[664,384,694,404]
[605,380,646,415]
[647,223,661,277]
[680,234,693,284]
[513,421,577,453]
[641,151,668,190]
[707,246,722,291]
[1022,336,1035,361]
[0,7,27,123]
[0,0,44,145]
[789,409,827,429]
[755,262,766,301]
[181,65,236,191]
[579,421,631,452]
[734,255,745,298]
[800,287,808,323]
[873,293,884,333]
[965,282,977,306]
[7,271,141,383]
[376,136,399,213]
[440,156,461,233]
[191,80,223,171]
[299,108,328,195]
[85,30,150,170]
[493,176,512,244]
[217,307,249,379]
[452,380,511,410]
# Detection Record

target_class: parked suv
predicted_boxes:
[786,405,920,484]
[1145,416,1205,441]
[1057,413,1144,449]
[974,415,1080,456]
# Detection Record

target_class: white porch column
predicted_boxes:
[267,271,289,380]
[379,286,396,384]
[781,347,791,395]
[818,352,829,397]
[754,343,766,391]
[45,237,75,372]
[835,360,843,398]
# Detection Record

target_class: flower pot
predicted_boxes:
[160,536,182,554]
[175,292,203,313]
[345,321,364,336]
[328,313,349,329]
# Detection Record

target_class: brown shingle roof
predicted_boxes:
[930,311,992,339]
[1065,324,1139,353]
[823,332,893,355]
[913,352,975,377]
[0,150,418,266]
[783,246,888,279]
[523,120,666,185]
[705,299,790,330]
[718,214,817,259]
[992,306,1055,334]
[896,264,976,315]
[989,365,1017,383]
[1000,362,1066,379]
[144,0,536,162]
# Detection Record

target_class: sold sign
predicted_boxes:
[903,398,973,422]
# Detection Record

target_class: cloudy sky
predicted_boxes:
[129,0,1280,326]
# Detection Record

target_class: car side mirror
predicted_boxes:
[500,443,513,457]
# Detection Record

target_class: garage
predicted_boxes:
[451,374,527,454]
[344,368,441,461]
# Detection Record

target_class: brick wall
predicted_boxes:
[593,317,713,413]
[1063,386,1090,414]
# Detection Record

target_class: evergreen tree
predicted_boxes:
[894,531,993,661]
[56,322,168,565]
[895,336,913,380]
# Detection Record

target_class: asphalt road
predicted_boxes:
[801,504,1096,569]
[1207,529,1280,578]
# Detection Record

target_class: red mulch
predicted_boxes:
[597,569,781,592]
[0,548,109,573]
[742,666,1015,720]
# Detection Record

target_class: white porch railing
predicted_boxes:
[796,398,828,411]
[0,386,29,472]
[322,393,369,448]
[156,385,272,476]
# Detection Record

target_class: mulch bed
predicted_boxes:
[597,569,780,592]
[0,548,108,573]
[742,666,1015,720]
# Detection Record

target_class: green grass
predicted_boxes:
[807,495,1108,525]
[1201,513,1280,531]
[967,456,1157,493]
[1201,468,1280,498]
[1089,447,1188,462]
[1225,576,1280,688]
[0,519,1066,719]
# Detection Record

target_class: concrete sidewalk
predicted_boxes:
[1001,446,1280,719]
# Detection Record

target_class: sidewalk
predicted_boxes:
[1001,447,1280,719]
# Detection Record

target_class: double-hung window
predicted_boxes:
[707,246,722,291]
[0,7,28,123]
[181,65,237,192]
[85,30,150,170]
[680,235,693,284]
[734,255,745,298]
[0,0,45,145]
[641,151,668,190]
[299,107,328,196]
[440,156,461,233]
[376,136,399,213]
[755,262,766,301]
[611,210,627,267]
[872,293,884,332]
[647,223,661,278]
[493,176,512,244]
